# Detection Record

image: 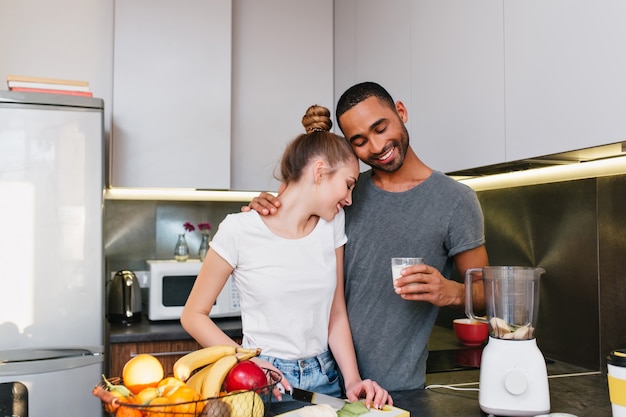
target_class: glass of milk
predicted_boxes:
[391,257,424,284]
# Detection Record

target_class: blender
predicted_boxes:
[465,266,550,416]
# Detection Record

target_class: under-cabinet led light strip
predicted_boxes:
[105,156,626,200]
[104,188,267,202]
[455,155,626,191]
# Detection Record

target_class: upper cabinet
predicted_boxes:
[504,0,626,162]
[110,0,232,189]
[334,0,505,174]
[111,0,333,192]
[334,0,412,114]
[334,0,413,172]
[230,0,334,192]
[409,0,505,173]
[334,0,626,175]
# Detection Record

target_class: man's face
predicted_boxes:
[338,96,410,172]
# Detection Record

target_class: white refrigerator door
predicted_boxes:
[0,100,104,351]
[0,348,104,417]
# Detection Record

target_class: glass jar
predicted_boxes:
[198,233,210,261]
[174,234,189,262]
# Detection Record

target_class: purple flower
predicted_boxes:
[183,222,196,233]
[198,222,211,233]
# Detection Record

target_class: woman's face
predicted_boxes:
[317,157,359,221]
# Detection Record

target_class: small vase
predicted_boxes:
[174,234,189,262]
[198,233,210,261]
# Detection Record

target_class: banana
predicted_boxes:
[201,354,238,399]
[174,345,238,381]
[185,362,214,394]
[236,347,262,361]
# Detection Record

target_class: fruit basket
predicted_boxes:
[93,370,281,417]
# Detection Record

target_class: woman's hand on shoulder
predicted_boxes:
[241,192,281,216]
[344,379,392,410]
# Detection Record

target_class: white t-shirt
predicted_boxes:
[209,209,347,360]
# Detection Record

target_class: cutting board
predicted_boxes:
[273,401,410,417]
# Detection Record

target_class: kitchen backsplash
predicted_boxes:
[104,200,243,274]
[438,172,626,372]
[104,173,626,372]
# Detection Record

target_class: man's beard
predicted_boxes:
[367,125,410,173]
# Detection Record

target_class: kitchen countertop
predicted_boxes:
[108,317,458,346]
[108,315,243,343]
[268,360,608,417]
[109,319,611,416]
[415,361,608,417]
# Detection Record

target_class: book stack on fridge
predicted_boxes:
[6,74,93,97]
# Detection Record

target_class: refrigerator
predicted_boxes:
[0,91,105,417]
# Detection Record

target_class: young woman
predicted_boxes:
[181,105,391,409]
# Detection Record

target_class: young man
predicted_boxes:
[246,82,488,391]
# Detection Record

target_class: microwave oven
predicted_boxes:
[147,260,240,321]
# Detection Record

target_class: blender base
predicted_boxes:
[478,337,550,416]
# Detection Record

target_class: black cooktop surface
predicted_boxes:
[425,347,484,373]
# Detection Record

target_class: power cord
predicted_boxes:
[424,381,480,391]
[424,371,600,392]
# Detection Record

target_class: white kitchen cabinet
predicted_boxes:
[334,0,505,174]
[230,0,334,192]
[334,0,413,172]
[334,0,412,117]
[410,0,505,174]
[504,0,626,162]
[111,0,231,189]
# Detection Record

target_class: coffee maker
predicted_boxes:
[465,266,550,416]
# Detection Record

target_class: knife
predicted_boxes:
[289,387,346,411]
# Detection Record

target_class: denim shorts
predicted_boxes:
[259,350,340,397]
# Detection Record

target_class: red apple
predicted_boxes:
[224,360,267,393]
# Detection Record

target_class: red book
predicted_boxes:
[9,87,94,97]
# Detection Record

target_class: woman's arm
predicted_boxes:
[180,249,239,347]
[181,247,292,399]
[327,247,391,409]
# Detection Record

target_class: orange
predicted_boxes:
[157,376,186,396]
[122,354,165,395]
[134,386,160,405]
[168,385,204,415]
[115,403,142,417]
[145,396,171,417]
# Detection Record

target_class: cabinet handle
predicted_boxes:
[130,351,194,357]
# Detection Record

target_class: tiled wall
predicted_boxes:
[104,174,626,371]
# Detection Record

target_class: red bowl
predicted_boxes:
[453,318,489,346]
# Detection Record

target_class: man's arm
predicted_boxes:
[454,245,488,311]
[393,245,488,309]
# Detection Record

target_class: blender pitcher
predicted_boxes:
[465,266,545,339]
[464,266,550,416]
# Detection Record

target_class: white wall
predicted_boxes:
[0,0,114,139]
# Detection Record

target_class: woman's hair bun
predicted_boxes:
[302,105,333,134]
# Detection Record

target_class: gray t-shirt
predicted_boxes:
[343,170,485,391]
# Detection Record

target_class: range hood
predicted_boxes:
[447,142,626,178]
